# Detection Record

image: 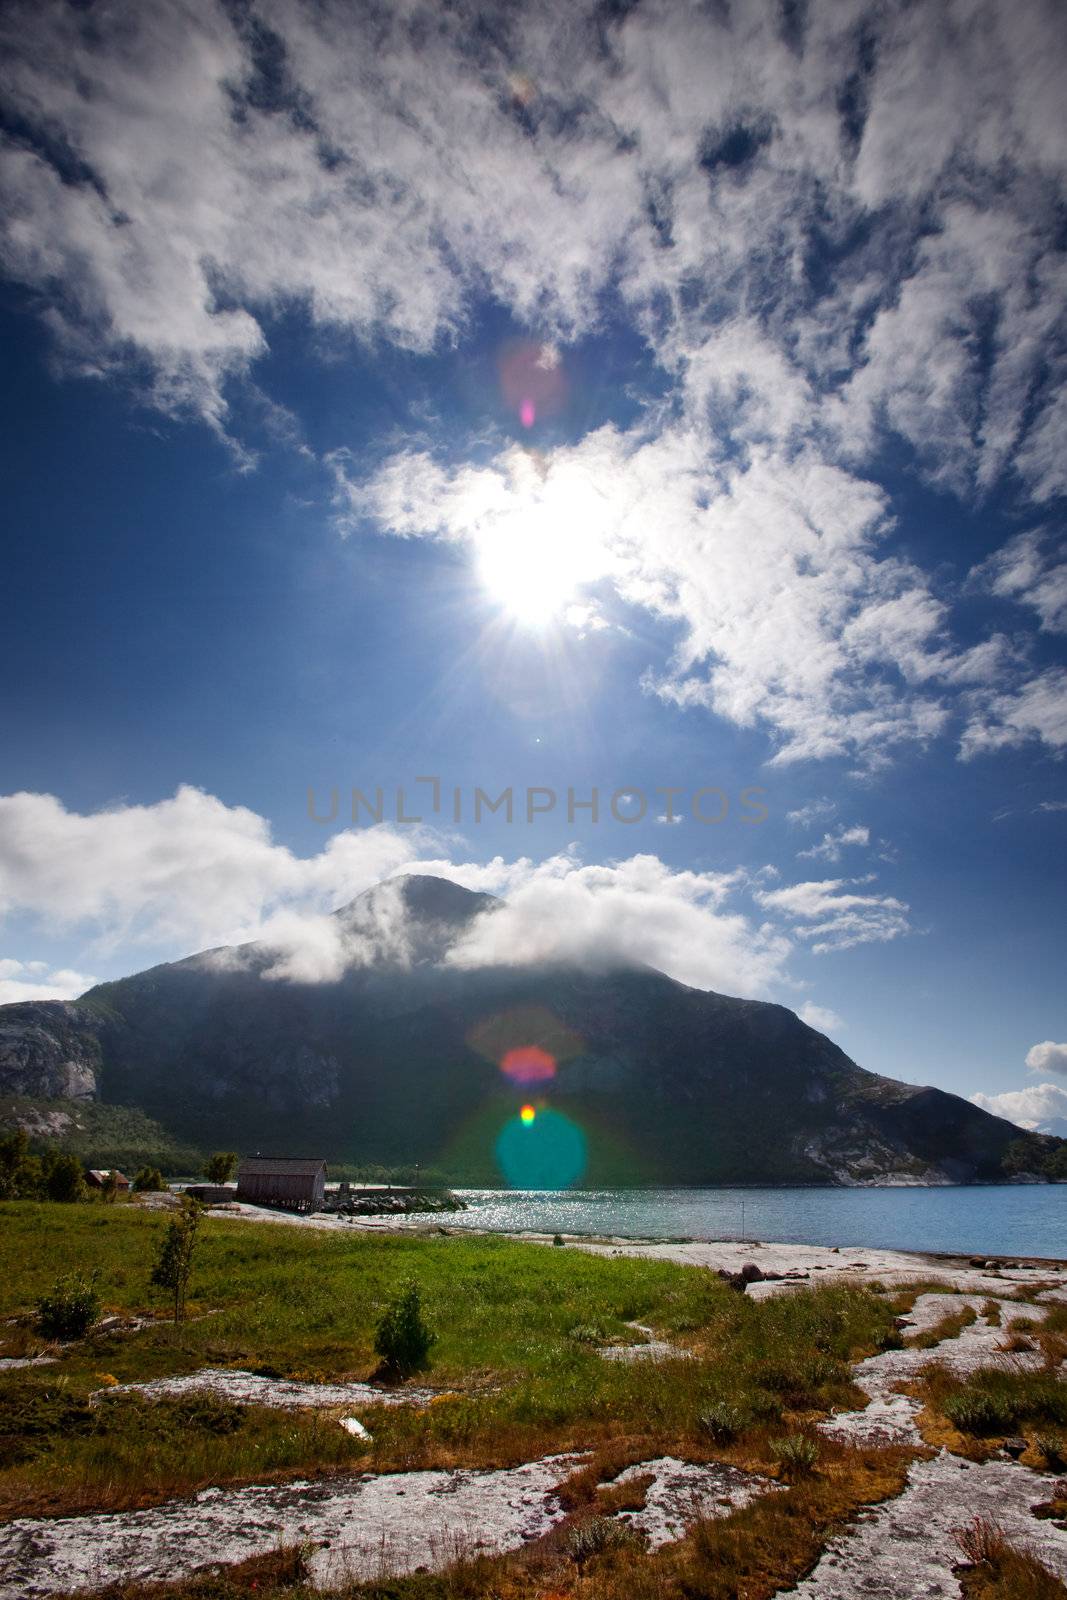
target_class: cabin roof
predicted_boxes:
[237,1157,327,1177]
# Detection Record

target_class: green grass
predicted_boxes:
[927,1366,1067,1439]
[0,1201,896,1523]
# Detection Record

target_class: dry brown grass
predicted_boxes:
[999,1331,1039,1354]
[51,1546,312,1599]
[954,1516,1067,1598]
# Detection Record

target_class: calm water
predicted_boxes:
[450,1186,1067,1259]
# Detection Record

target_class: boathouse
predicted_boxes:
[235,1156,327,1211]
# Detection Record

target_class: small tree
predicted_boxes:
[203,1151,238,1184]
[0,1129,43,1200]
[150,1195,202,1322]
[132,1165,166,1192]
[101,1170,121,1203]
[42,1151,86,1203]
[373,1279,436,1378]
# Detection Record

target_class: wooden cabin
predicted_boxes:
[86,1168,130,1192]
[235,1156,327,1211]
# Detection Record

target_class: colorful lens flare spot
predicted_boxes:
[498,340,567,432]
[501,1045,557,1084]
[496,1106,587,1189]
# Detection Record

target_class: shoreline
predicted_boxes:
[183,1198,1067,1297]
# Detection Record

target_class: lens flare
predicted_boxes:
[498,340,567,432]
[501,1045,557,1084]
[496,1106,586,1188]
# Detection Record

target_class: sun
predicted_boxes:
[476,526,583,624]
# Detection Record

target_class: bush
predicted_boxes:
[698,1400,748,1444]
[132,1166,166,1192]
[566,1516,641,1567]
[941,1373,1067,1436]
[943,1389,1016,1435]
[569,1323,605,1345]
[770,1434,820,1479]
[373,1279,436,1378]
[35,1271,101,1340]
[1036,1434,1066,1472]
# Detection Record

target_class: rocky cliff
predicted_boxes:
[0,875,1057,1186]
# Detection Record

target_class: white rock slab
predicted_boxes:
[0,1456,583,1597]
[607,1458,780,1547]
[598,1322,688,1363]
[819,1296,1052,1447]
[100,1369,437,1409]
[784,1451,1067,1598]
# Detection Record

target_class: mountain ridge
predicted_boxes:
[0,875,1060,1186]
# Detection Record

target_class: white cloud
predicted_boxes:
[754,876,911,953]
[407,852,789,999]
[960,668,1067,759]
[353,431,972,766]
[0,786,423,956]
[3,1,1067,761]
[3,0,1062,487]
[0,785,923,998]
[787,799,837,829]
[798,1001,844,1034]
[974,531,1067,634]
[0,959,97,1006]
[1026,1040,1067,1079]
[971,1082,1067,1135]
[798,824,870,863]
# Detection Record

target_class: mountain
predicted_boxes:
[0,875,1060,1185]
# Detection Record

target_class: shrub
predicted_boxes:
[35,1271,101,1341]
[943,1389,1015,1435]
[132,1166,166,1192]
[698,1400,748,1445]
[374,1279,436,1378]
[569,1323,605,1345]
[1035,1434,1066,1472]
[770,1434,820,1479]
[566,1515,641,1567]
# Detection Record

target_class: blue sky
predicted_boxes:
[1,0,1066,1132]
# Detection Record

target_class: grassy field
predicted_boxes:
[0,1200,920,1598]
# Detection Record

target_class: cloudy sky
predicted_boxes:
[1,0,1065,1130]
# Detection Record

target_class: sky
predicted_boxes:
[0,0,1065,1134]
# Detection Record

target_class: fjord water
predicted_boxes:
[452,1186,1067,1259]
